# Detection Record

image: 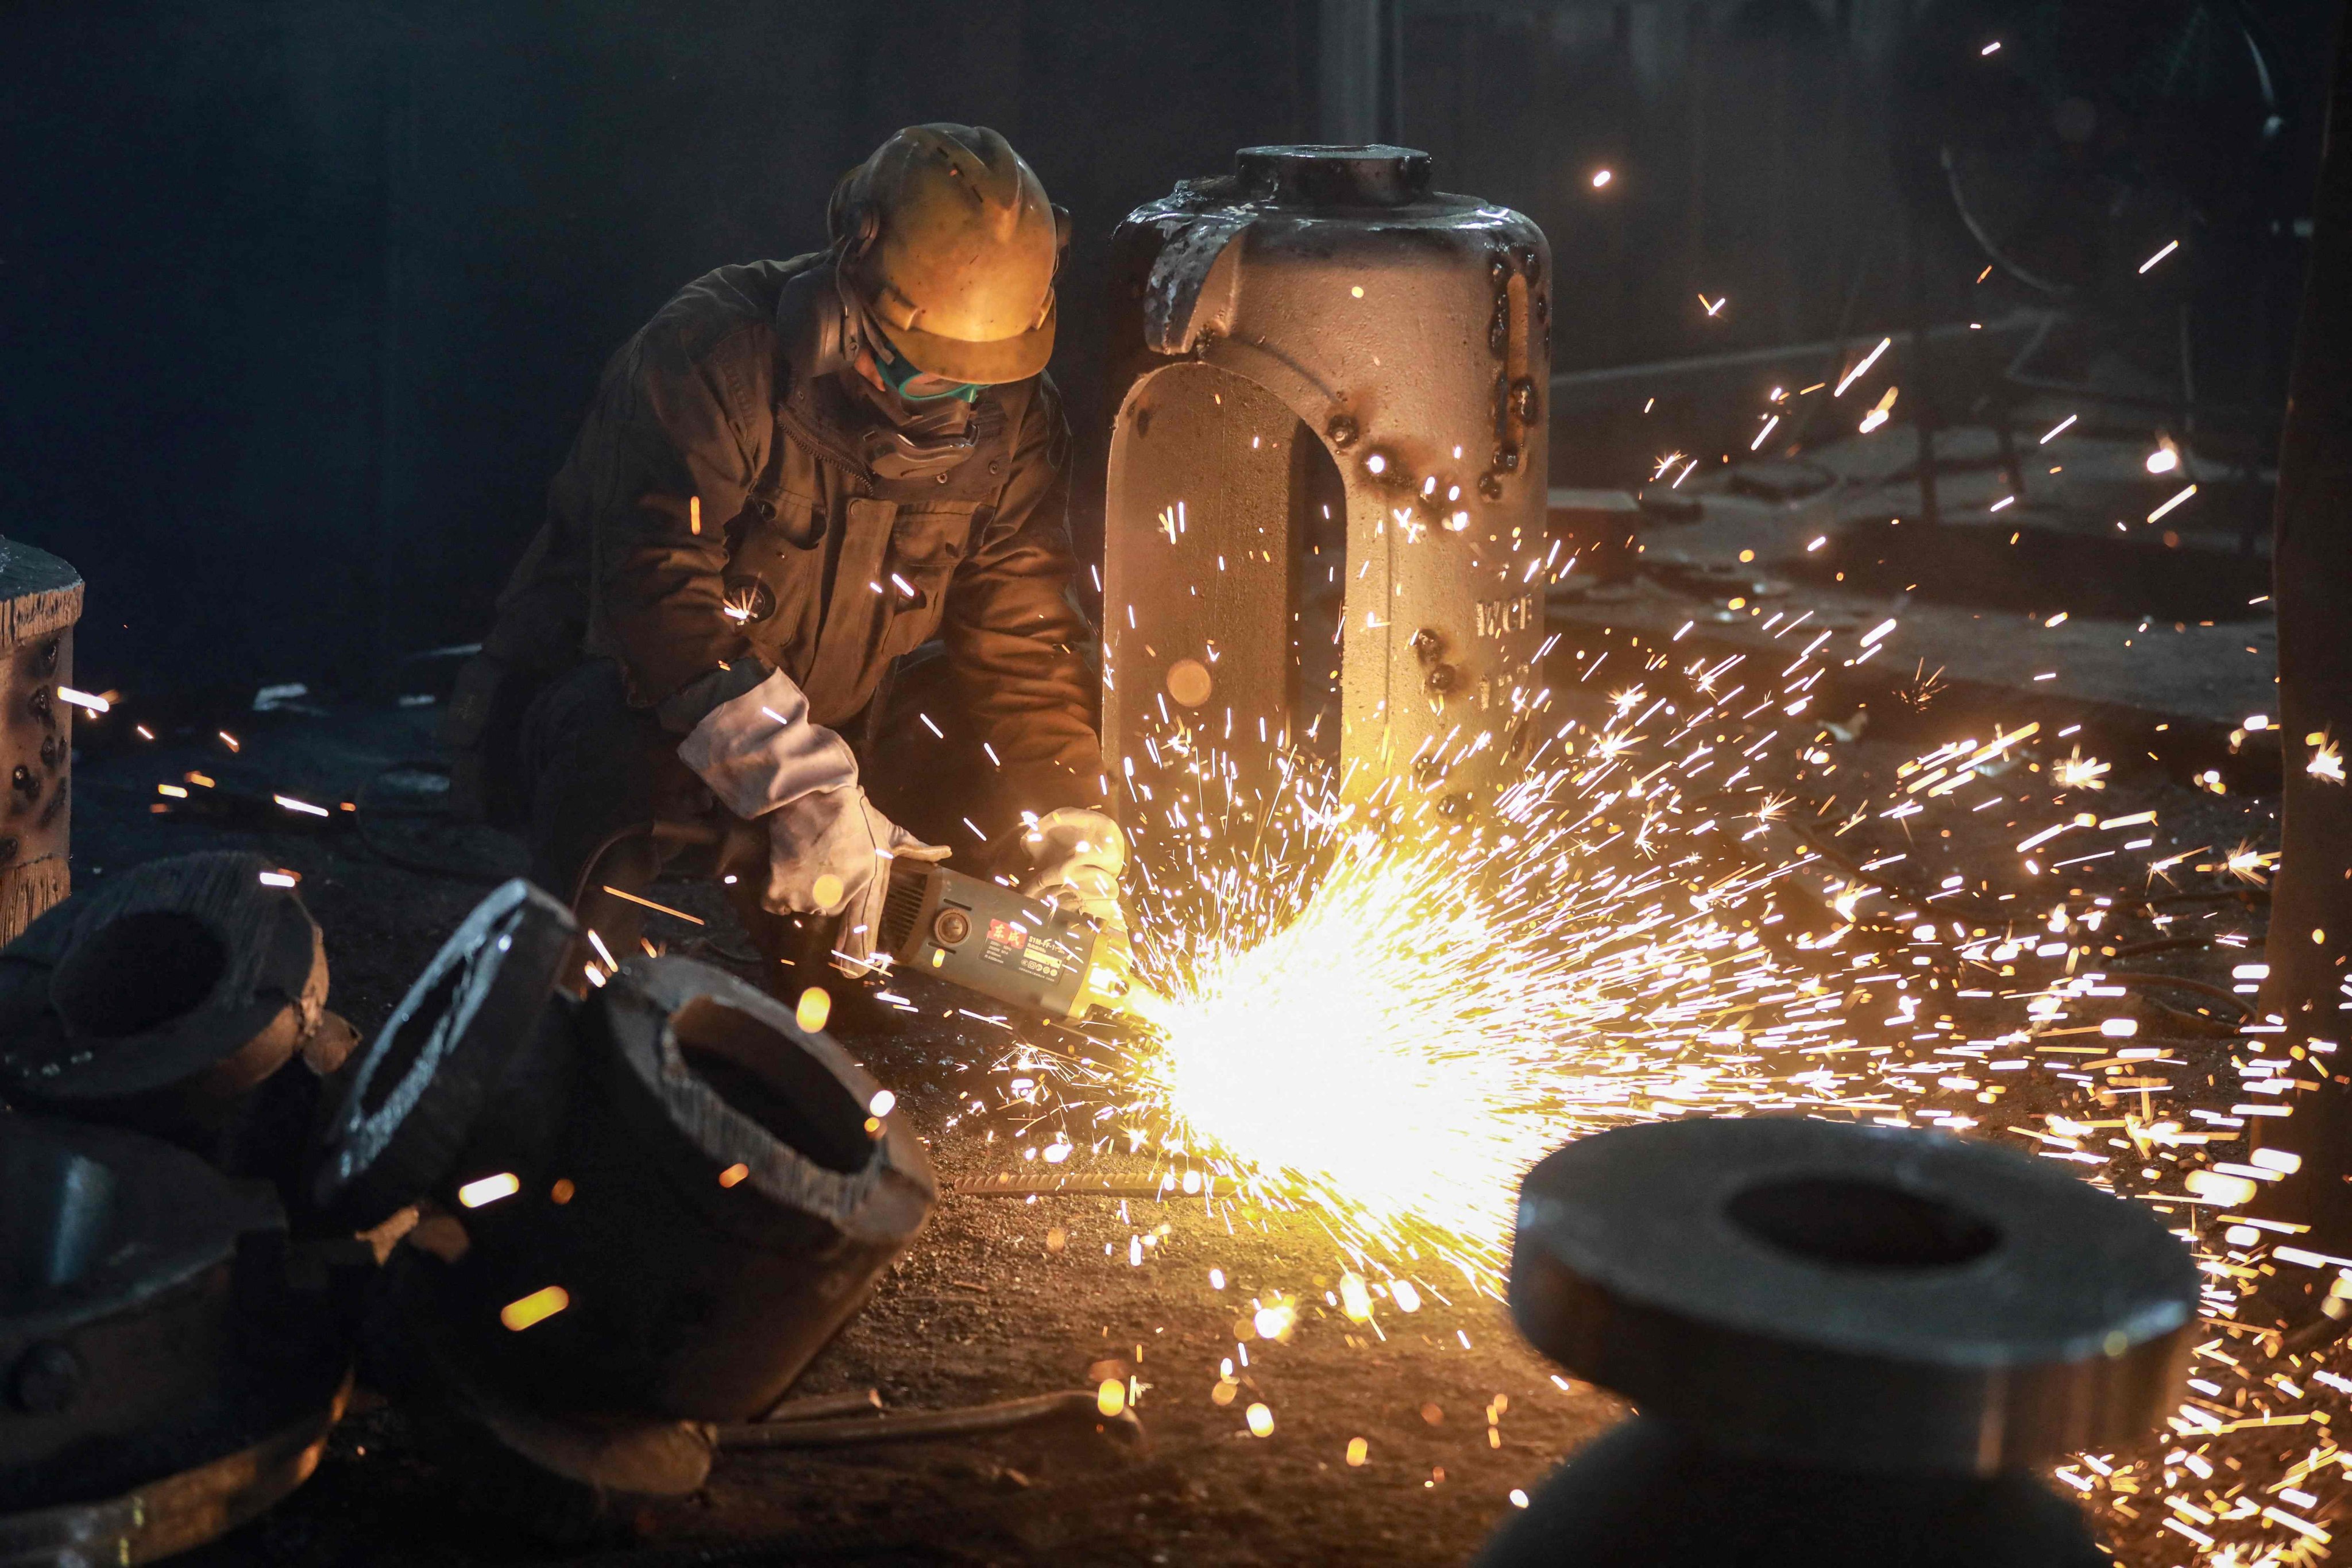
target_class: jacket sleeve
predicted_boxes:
[585,326,768,725]
[941,377,1107,816]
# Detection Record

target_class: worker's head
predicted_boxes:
[828,125,1067,405]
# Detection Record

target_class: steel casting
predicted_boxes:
[1104,145,1551,859]
[310,877,580,1231]
[404,956,933,1423]
[1481,1115,2197,1565]
[0,1117,343,1542]
[0,542,80,948]
[0,852,329,1179]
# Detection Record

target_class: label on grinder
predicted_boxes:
[984,918,1066,981]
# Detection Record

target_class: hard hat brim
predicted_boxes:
[883,296,1056,385]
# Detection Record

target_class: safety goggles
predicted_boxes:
[868,321,984,405]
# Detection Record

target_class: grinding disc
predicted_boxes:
[308,878,576,1229]
[1509,1116,2197,1473]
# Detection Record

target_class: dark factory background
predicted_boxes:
[0,0,2338,700]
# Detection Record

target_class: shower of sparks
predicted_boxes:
[978,429,2320,1563]
[1127,821,1789,1271]
[1092,612,1953,1280]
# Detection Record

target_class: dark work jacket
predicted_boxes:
[472,252,1103,816]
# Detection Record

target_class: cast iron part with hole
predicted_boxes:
[0,1117,348,1548]
[1479,1116,2196,1566]
[358,1249,717,1550]
[308,878,581,1232]
[0,852,330,1181]
[404,956,933,1424]
[0,539,81,948]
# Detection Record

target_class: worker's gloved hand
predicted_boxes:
[1019,808,1140,1013]
[678,667,946,970]
[675,667,859,817]
[763,785,950,972]
[1019,808,1129,926]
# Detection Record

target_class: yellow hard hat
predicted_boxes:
[829,125,1065,385]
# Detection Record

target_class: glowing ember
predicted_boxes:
[2055,747,2111,791]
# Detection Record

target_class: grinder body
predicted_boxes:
[872,860,1110,1019]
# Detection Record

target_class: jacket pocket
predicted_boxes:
[878,503,978,653]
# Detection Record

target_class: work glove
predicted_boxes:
[676,667,859,817]
[1018,808,1141,1013]
[764,785,949,972]
[677,668,947,970]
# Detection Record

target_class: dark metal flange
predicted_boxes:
[0,1117,283,1489]
[1509,1117,2197,1473]
[0,852,327,1145]
[424,956,936,1423]
[0,1374,347,1568]
[310,878,578,1230]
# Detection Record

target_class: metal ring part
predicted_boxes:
[0,1374,347,1568]
[0,1118,285,1495]
[0,852,326,1140]
[423,957,934,1422]
[310,878,577,1229]
[1509,1117,2197,1473]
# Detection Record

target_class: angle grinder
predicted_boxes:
[866,858,1165,1026]
[601,820,1163,1027]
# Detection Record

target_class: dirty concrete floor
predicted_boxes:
[53,599,2289,1566]
[83,704,1617,1567]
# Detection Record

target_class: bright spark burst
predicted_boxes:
[1104,640,1898,1276]
[2222,842,2279,886]
[1130,829,1740,1269]
[2055,746,2111,791]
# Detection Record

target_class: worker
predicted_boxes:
[443,124,1127,1006]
